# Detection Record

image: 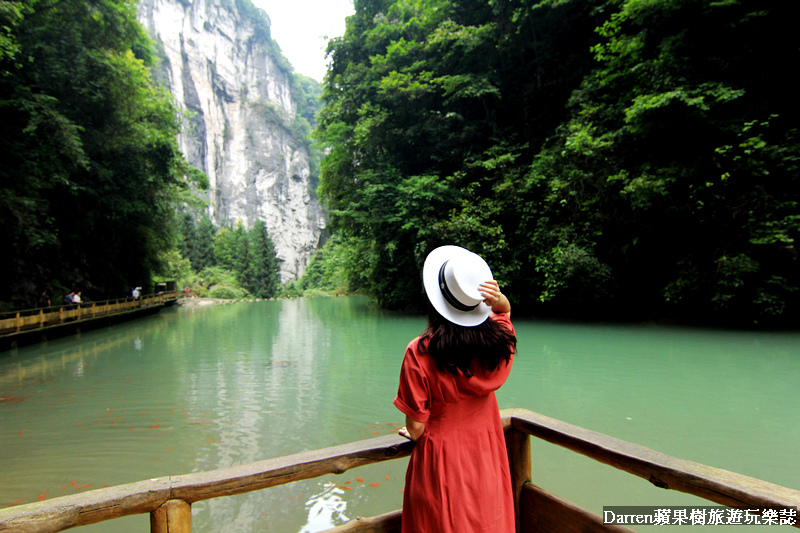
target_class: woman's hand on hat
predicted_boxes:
[479,280,511,314]
[479,280,501,306]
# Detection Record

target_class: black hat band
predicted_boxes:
[438,261,480,312]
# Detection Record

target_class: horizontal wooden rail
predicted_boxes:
[0,435,413,533]
[504,408,800,514]
[1,410,797,533]
[0,292,179,338]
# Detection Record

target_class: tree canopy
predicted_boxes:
[316,0,799,327]
[0,0,199,308]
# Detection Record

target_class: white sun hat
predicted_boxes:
[423,245,493,327]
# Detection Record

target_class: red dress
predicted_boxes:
[393,313,515,533]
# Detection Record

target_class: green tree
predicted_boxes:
[317,0,607,311]
[0,0,197,307]
[233,220,253,290]
[195,215,216,271]
[317,0,799,326]
[246,220,280,298]
[178,212,198,268]
[214,225,238,271]
[523,0,800,324]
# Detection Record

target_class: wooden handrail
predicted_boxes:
[0,409,797,532]
[0,292,179,338]
[0,292,179,319]
[0,435,413,533]
[503,408,800,511]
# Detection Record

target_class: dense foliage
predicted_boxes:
[0,0,319,309]
[0,0,199,309]
[316,0,799,326]
[176,215,281,299]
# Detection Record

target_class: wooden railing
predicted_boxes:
[0,409,797,533]
[0,292,179,338]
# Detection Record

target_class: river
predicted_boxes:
[1,297,798,532]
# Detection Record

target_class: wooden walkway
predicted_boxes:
[0,291,179,351]
[0,409,797,532]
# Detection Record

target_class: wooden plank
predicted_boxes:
[505,409,800,517]
[321,510,401,533]
[520,483,635,533]
[0,478,171,533]
[0,436,413,532]
[0,317,16,331]
[169,435,414,503]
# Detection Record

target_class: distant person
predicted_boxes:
[132,287,141,299]
[63,291,75,308]
[394,245,517,533]
[38,290,51,308]
[72,291,82,305]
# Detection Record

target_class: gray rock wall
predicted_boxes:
[138,0,325,282]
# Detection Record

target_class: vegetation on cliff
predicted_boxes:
[312,0,799,327]
[0,0,201,308]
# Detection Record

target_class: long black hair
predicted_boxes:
[418,304,516,377]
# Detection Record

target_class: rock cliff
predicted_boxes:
[137,0,325,282]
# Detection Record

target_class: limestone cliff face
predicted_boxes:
[137,0,324,282]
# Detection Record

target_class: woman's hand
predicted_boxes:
[399,416,425,441]
[479,280,511,314]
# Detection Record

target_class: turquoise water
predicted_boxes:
[1,297,798,532]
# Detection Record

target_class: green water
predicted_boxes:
[1,297,798,532]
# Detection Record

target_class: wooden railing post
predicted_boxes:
[505,418,531,533]
[150,499,191,533]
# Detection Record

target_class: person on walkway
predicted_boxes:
[72,291,82,305]
[63,291,75,308]
[394,245,517,533]
[38,290,51,308]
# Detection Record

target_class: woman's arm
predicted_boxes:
[398,415,426,441]
[479,280,511,315]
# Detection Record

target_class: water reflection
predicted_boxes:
[300,483,350,533]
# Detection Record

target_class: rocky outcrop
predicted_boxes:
[137,0,325,282]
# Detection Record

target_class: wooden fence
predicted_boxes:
[0,292,179,338]
[0,409,797,532]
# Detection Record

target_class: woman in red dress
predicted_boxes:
[394,245,517,533]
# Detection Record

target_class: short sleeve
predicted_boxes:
[393,339,431,423]
[490,312,515,335]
